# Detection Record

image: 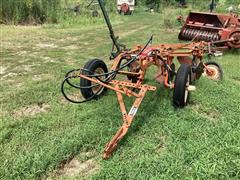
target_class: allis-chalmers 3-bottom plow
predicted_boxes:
[61,0,224,159]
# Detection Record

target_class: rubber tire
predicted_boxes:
[80,59,108,100]
[173,64,191,108]
[204,61,223,80]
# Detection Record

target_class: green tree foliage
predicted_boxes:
[1,0,239,24]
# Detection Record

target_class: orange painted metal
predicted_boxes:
[103,85,150,159]
[76,41,210,159]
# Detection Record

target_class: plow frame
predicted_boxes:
[62,0,223,159]
[68,40,218,159]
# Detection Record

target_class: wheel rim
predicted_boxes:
[203,65,221,80]
[184,74,190,103]
[228,31,240,48]
[92,67,105,95]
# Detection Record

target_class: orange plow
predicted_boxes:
[61,38,223,159]
[61,0,223,159]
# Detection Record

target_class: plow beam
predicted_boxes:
[103,85,156,159]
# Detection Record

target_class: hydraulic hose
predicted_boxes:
[61,35,153,103]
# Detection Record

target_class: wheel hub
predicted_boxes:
[203,65,221,80]
[228,31,240,48]
[92,67,105,94]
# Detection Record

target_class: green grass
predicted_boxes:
[1,8,240,179]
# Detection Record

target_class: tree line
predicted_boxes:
[0,0,238,24]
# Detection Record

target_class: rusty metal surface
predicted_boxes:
[178,11,240,49]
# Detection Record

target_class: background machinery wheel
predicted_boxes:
[120,3,130,15]
[227,30,240,49]
[203,61,223,81]
[80,59,108,99]
[173,64,191,108]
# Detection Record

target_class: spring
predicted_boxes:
[181,27,220,42]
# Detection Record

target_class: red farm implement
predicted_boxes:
[178,11,240,50]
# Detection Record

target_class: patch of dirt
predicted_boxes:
[32,75,43,81]
[231,76,240,85]
[191,104,219,122]
[32,74,53,82]
[36,43,57,49]
[45,151,99,180]
[62,45,79,50]
[0,109,7,118]
[17,51,28,56]
[42,56,51,61]
[58,36,81,42]
[12,103,50,118]
[28,52,40,59]
[83,42,90,46]
[2,72,18,79]
[119,25,151,37]
[57,158,99,177]
[165,29,180,33]
[22,64,34,71]
[56,151,100,179]
[64,58,76,66]
[157,143,166,153]
[15,82,25,88]
[156,135,167,154]
[41,56,57,63]
[60,91,84,104]
[0,66,8,75]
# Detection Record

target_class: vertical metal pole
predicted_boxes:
[98,0,121,52]
[210,0,215,13]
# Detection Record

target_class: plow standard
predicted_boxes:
[61,0,223,159]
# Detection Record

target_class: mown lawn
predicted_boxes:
[1,8,240,179]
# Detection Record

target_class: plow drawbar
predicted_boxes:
[178,11,240,49]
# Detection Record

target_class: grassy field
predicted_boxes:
[1,7,240,179]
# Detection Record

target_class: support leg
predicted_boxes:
[103,86,148,159]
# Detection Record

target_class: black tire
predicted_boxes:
[173,64,191,108]
[203,61,223,81]
[80,59,108,100]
